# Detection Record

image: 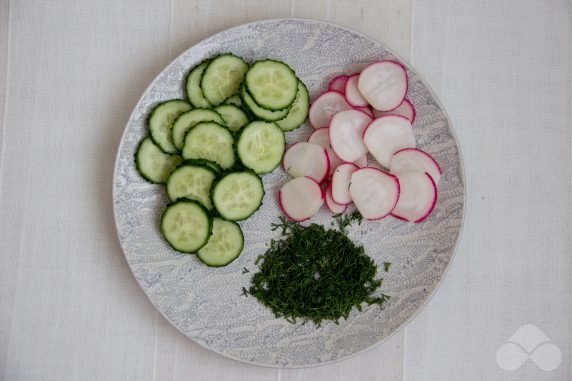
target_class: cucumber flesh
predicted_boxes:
[148,100,192,153]
[186,61,212,108]
[241,85,290,121]
[245,60,299,110]
[223,94,242,107]
[135,137,182,184]
[197,218,244,266]
[214,104,249,132]
[237,121,285,174]
[212,172,264,221]
[276,81,310,132]
[171,108,225,150]
[161,199,212,253]
[166,163,217,209]
[201,54,249,106]
[182,122,236,169]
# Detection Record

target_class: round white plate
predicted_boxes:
[113,18,465,368]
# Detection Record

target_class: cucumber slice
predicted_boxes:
[171,108,225,150]
[135,137,182,184]
[186,61,212,108]
[182,122,236,169]
[201,54,249,106]
[197,218,244,266]
[166,163,217,209]
[161,199,212,253]
[245,60,299,110]
[236,121,285,174]
[212,171,264,221]
[223,94,242,107]
[148,100,192,153]
[241,85,290,122]
[182,158,222,175]
[276,81,309,131]
[214,104,249,132]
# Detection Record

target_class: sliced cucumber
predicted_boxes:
[197,218,244,266]
[212,171,264,221]
[223,94,242,107]
[276,81,309,132]
[236,121,285,174]
[166,163,217,209]
[135,137,182,184]
[186,61,212,108]
[171,108,225,150]
[201,54,249,106]
[214,104,249,132]
[161,199,212,253]
[148,100,192,153]
[245,60,299,110]
[241,85,290,121]
[182,158,222,175]
[182,122,236,169]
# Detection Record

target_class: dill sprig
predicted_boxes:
[247,213,390,326]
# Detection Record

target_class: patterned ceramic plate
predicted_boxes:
[113,18,465,368]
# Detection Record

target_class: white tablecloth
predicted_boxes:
[0,1,570,380]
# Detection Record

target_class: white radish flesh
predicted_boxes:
[329,109,372,162]
[328,75,349,93]
[331,163,360,205]
[358,60,408,111]
[308,127,343,176]
[325,183,347,214]
[349,168,400,220]
[353,155,368,168]
[309,91,353,129]
[344,74,369,107]
[355,107,374,117]
[391,172,437,222]
[283,142,330,183]
[390,148,442,184]
[279,177,324,221]
[363,115,416,168]
[373,98,416,123]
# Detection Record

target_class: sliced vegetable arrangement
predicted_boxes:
[278,59,442,223]
[134,53,308,266]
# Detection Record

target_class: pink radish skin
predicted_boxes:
[391,172,437,222]
[329,109,372,162]
[309,91,353,129]
[307,127,343,176]
[328,75,349,94]
[279,177,324,222]
[349,168,400,220]
[283,142,330,183]
[363,114,416,168]
[344,74,369,107]
[390,148,442,184]
[355,107,374,117]
[373,99,416,123]
[358,60,408,111]
[325,183,347,214]
[331,163,360,205]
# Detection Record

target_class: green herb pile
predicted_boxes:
[245,212,390,325]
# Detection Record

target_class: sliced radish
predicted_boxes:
[328,75,349,93]
[331,162,360,205]
[391,172,437,222]
[353,155,368,168]
[363,115,416,168]
[329,109,372,162]
[373,99,416,123]
[344,74,369,108]
[390,148,442,184]
[355,107,374,117]
[309,91,353,129]
[349,168,400,220]
[279,177,324,221]
[358,60,408,111]
[308,127,343,176]
[325,183,347,214]
[283,142,330,183]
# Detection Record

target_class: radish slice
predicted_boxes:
[373,99,416,123]
[355,107,374,117]
[329,109,372,162]
[331,162,360,205]
[344,74,369,107]
[283,142,330,183]
[328,75,349,93]
[363,115,416,168]
[308,127,343,176]
[349,168,400,220]
[325,183,347,214]
[358,60,408,111]
[353,155,368,168]
[391,172,437,222]
[390,148,442,184]
[279,177,324,221]
[309,91,353,129]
